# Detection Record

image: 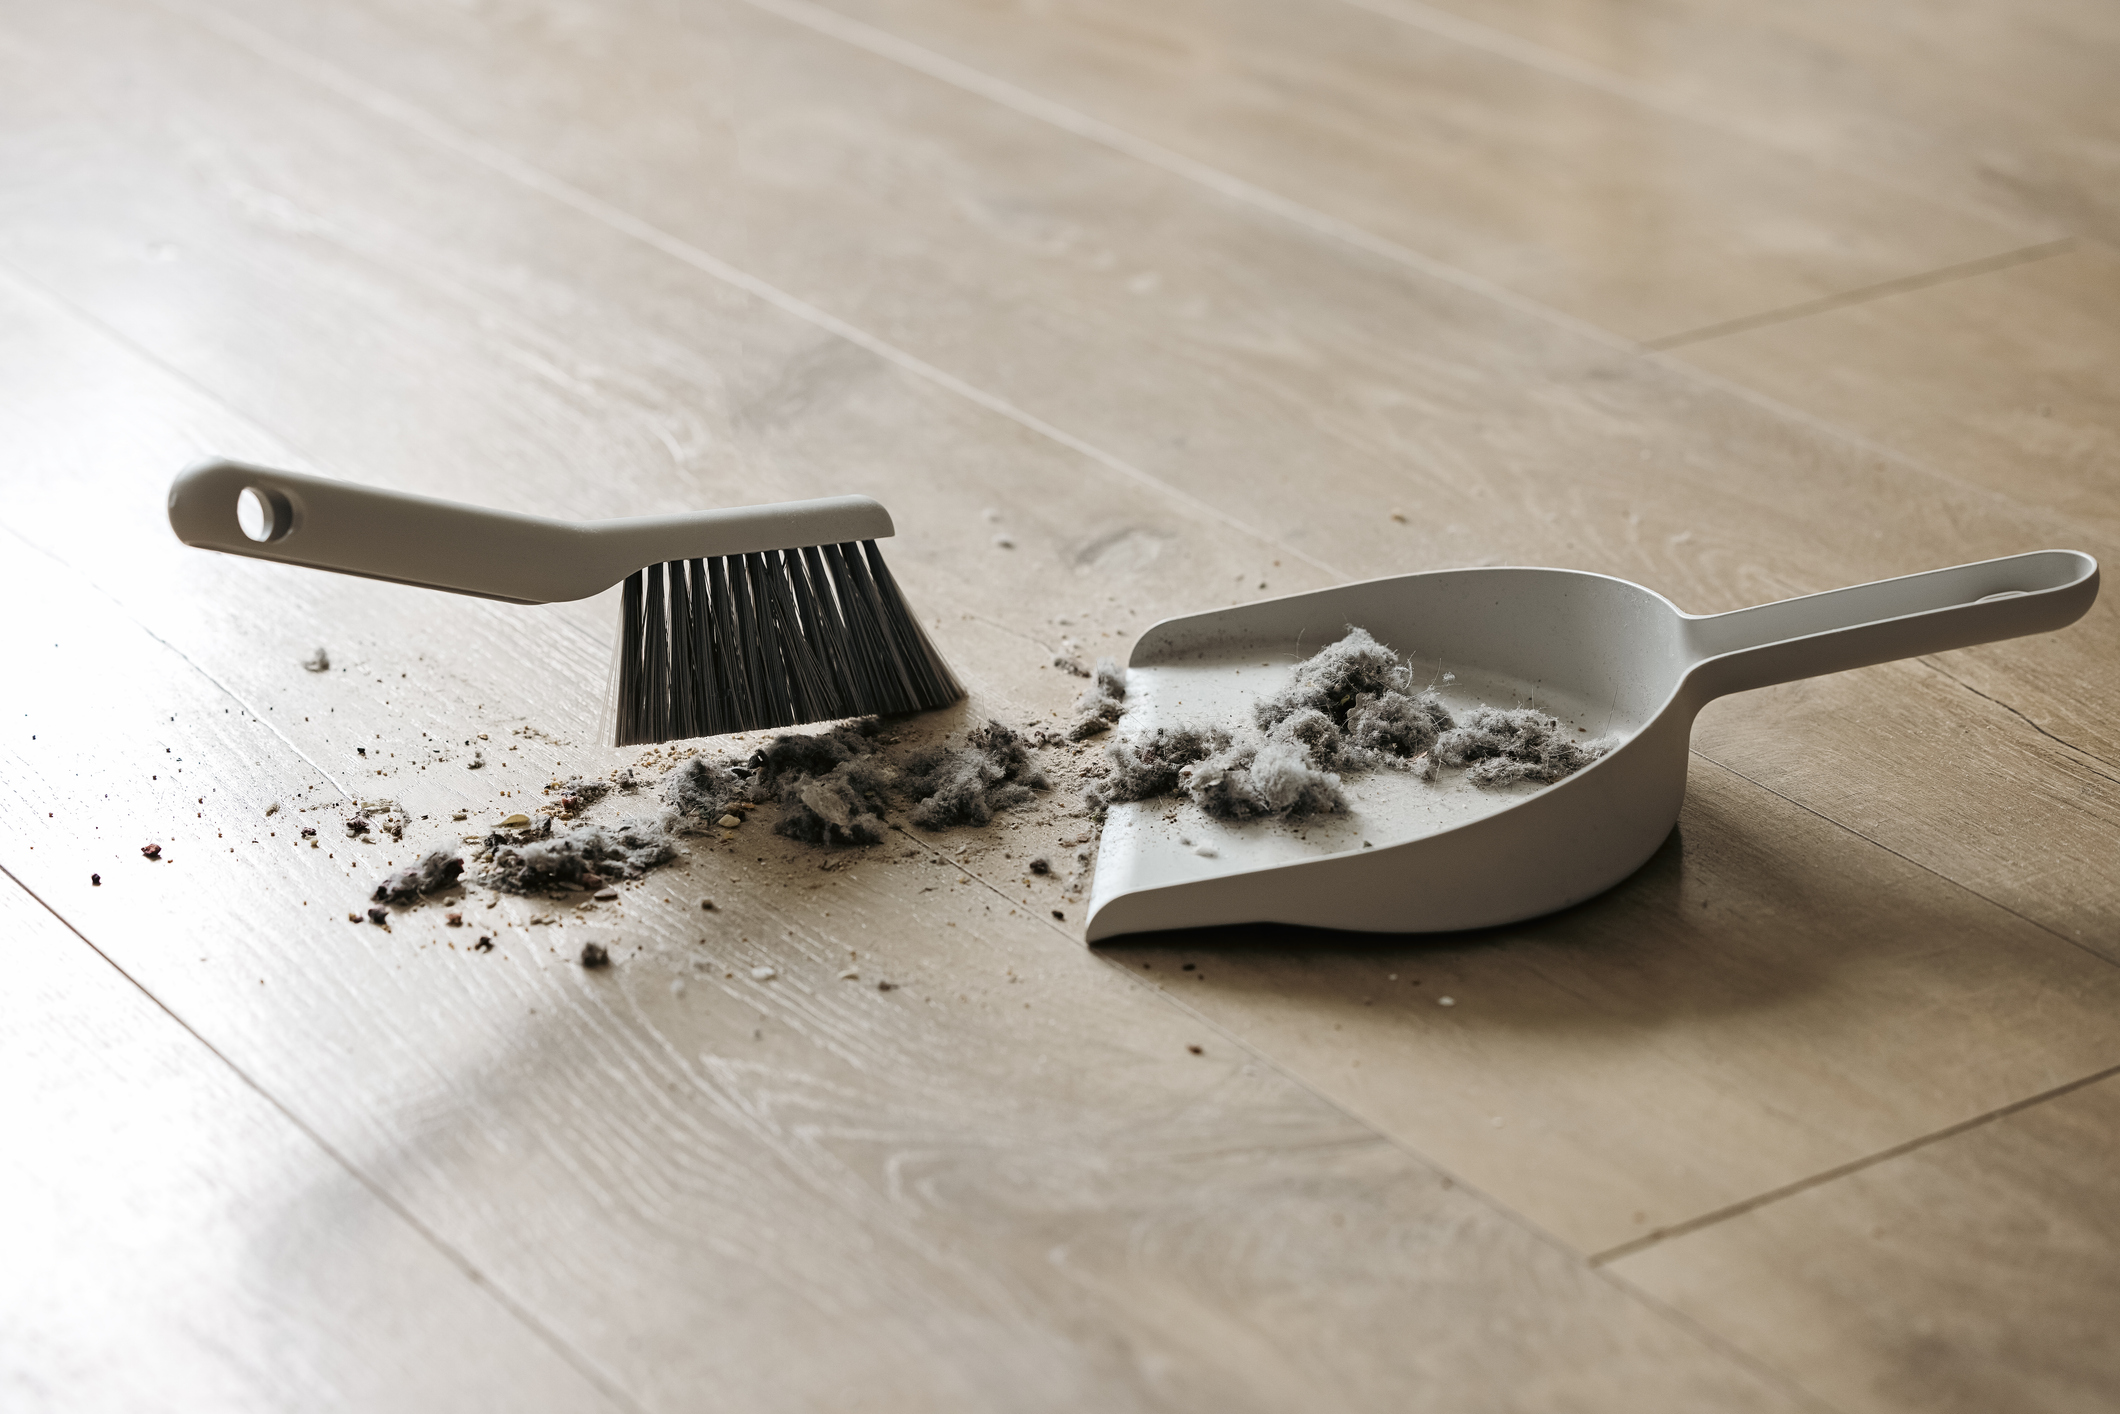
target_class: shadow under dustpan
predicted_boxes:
[1083,550,2098,943]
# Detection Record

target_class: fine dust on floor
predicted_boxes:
[355,707,1117,953]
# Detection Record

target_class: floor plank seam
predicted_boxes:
[730,0,1634,351]
[1643,238,2079,350]
[1915,656,2120,780]
[165,0,1347,588]
[1326,0,2068,239]
[1694,752,2119,962]
[711,0,2105,544]
[1116,961,1855,1412]
[1589,1056,2120,1270]
[0,861,651,1414]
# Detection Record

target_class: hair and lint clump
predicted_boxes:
[1434,706,1606,786]
[1068,658,1129,740]
[660,716,1055,847]
[900,721,1050,828]
[479,816,680,894]
[372,848,465,904]
[1093,626,1610,823]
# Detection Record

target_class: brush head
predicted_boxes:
[611,539,962,745]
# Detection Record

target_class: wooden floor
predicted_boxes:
[4,0,2116,1408]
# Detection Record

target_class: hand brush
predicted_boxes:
[167,458,962,745]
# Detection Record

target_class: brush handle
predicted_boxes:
[167,459,895,604]
[1682,549,2099,701]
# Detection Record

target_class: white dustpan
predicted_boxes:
[1083,551,2098,942]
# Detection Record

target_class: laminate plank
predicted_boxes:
[25,0,2114,936]
[1665,243,2120,945]
[1610,1073,2120,1414]
[5,0,2117,1275]
[1108,757,2120,1254]
[0,877,622,1414]
[1379,0,2120,249]
[1670,242,2120,540]
[774,0,2031,341]
[0,139,1815,1414]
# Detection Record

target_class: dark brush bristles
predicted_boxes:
[613,539,963,745]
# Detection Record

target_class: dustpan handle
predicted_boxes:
[167,458,894,605]
[1682,550,2098,701]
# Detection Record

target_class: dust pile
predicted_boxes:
[373,848,464,903]
[901,721,1050,828]
[478,815,680,894]
[663,717,1054,847]
[1434,706,1605,786]
[1067,658,1128,740]
[1088,628,1608,821]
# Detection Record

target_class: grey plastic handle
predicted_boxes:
[167,459,896,604]
[1683,549,2099,701]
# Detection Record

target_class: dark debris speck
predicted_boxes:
[579,942,610,969]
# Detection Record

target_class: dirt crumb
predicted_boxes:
[302,648,330,672]
[580,941,610,969]
[346,798,408,841]
[553,776,614,813]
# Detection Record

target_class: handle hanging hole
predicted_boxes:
[1975,590,2028,603]
[237,486,294,542]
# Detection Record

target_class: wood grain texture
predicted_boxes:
[1672,242,2120,538]
[34,0,2110,936]
[1382,0,2120,248]
[0,878,622,1414]
[1610,1072,2120,1414]
[777,0,2029,342]
[0,151,1813,1414]
[1106,757,2120,1254]
[0,0,2111,1248]
[5,0,2118,1405]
